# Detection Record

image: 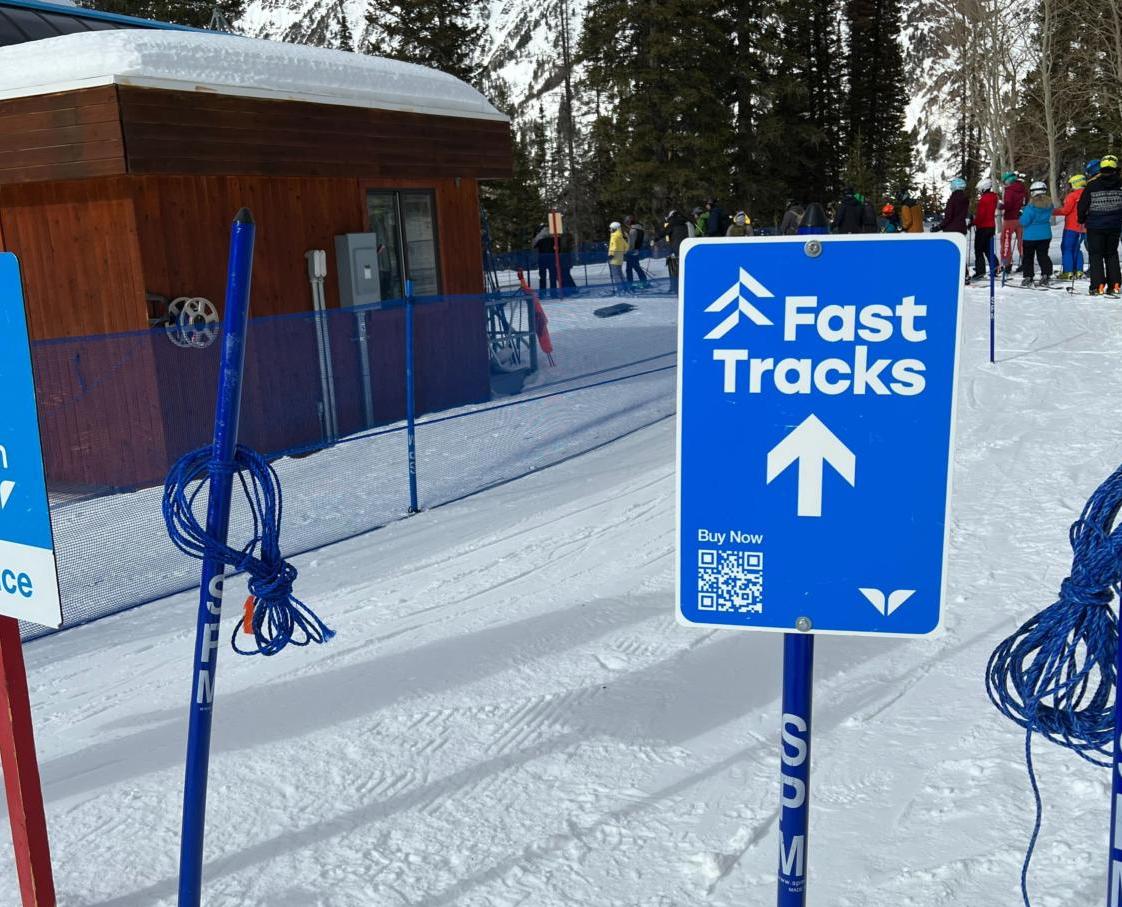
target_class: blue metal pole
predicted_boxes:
[777,632,814,907]
[404,279,419,514]
[177,208,256,907]
[989,235,996,365]
[1107,633,1122,906]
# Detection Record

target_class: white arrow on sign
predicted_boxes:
[0,480,12,511]
[766,414,856,518]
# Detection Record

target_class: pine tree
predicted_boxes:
[768,0,846,209]
[479,78,546,252]
[364,0,483,86]
[79,0,244,28]
[337,9,355,51]
[843,0,910,196]
[579,0,736,223]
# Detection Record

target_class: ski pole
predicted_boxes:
[989,235,996,364]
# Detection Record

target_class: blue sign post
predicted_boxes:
[676,235,964,904]
[0,254,62,631]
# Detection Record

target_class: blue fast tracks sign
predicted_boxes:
[0,254,62,628]
[676,235,965,637]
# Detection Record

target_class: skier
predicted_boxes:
[862,195,878,233]
[899,195,924,233]
[726,211,753,236]
[939,177,969,234]
[664,209,691,291]
[998,171,1028,273]
[624,215,648,286]
[532,223,558,297]
[880,203,901,232]
[780,201,804,235]
[706,199,729,236]
[693,206,709,238]
[832,187,865,233]
[1077,153,1122,296]
[970,178,998,282]
[557,229,578,292]
[608,221,628,290]
[1052,174,1087,280]
[1019,180,1055,287]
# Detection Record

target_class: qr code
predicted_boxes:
[698,550,764,614]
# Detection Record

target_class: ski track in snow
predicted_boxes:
[2,278,1121,905]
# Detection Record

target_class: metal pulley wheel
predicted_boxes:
[166,297,219,349]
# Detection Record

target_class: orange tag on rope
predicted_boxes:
[242,596,255,635]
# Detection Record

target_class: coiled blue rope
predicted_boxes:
[163,444,335,656]
[986,465,1122,906]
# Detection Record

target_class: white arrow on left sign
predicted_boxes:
[766,414,855,518]
[0,481,13,510]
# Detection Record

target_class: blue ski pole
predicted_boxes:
[404,279,419,514]
[778,631,814,906]
[178,208,256,907]
[1109,632,1122,905]
[989,235,996,365]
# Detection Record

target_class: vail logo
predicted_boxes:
[859,588,916,617]
[704,267,775,339]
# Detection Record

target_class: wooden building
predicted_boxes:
[0,18,512,490]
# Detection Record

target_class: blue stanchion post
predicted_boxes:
[404,279,419,514]
[989,235,996,365]
[178,208,256,907]
[778,632,814,906]
[1110,643,1122,906]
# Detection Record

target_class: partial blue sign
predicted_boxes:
[676,235,964,637]
[0,254,61,628]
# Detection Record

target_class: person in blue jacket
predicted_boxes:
[1019,180,1055,287]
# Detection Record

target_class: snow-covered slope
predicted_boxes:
[14,278,1122,904]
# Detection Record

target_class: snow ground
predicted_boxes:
[7,276,1122,905]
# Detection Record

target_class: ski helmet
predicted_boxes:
[1029,180,1047,196]
[1102,154,1119,170]
[609,221,621,231]
[1086,159,1101,177]
[978,178,994,193]
[950,177,966,191]
[881,203,895,215]
[1001,171,1017,184]
[1069,173,1087,189]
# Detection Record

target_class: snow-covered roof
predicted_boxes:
[0,29,507,122]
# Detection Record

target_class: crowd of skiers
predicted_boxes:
[933,157,1122,296]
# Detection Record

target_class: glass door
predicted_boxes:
[401,192,440,296]
[366,192,405,302]
[365,190,441,300]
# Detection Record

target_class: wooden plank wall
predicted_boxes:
[117,86,513,181]
[132,174,366,316]
[0,176,149,339]
[0,86,126,185]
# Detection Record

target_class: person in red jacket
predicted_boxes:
[1052,173,1087,279]
[971,178,999,282]
[998,171,1028,273]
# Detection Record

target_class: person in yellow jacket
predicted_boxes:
[608,221,628,290]
[899,196,925,232]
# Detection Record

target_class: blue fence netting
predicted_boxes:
[32,268,679,639]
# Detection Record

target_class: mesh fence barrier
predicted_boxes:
[33,267,679,639]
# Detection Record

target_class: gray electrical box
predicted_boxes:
[334,232,383,307]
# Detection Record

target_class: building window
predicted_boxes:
[365,190,441,300]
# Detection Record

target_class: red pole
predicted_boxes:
[0,616,55,907]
